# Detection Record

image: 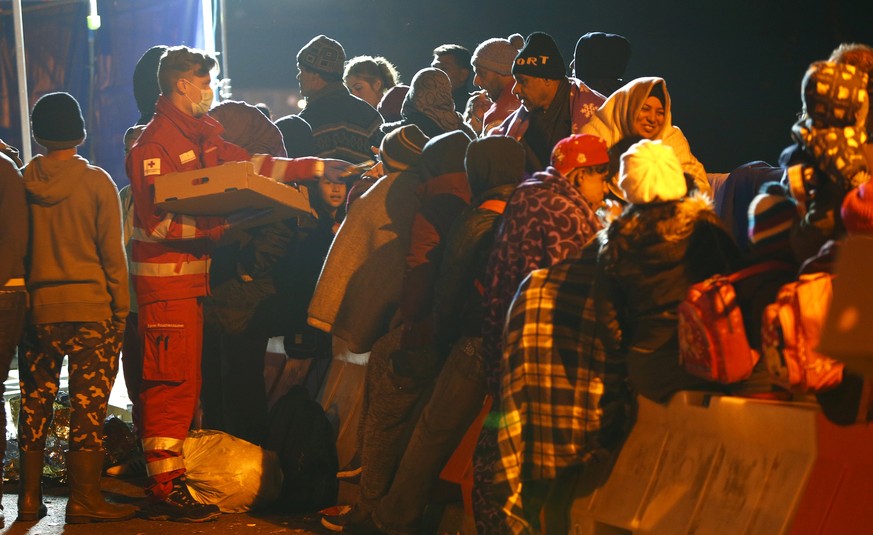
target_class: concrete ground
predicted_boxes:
[1,356,334,534]
[0,477,334,534]
[0,349,466,534]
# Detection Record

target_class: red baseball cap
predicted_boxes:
[550,134,609,176]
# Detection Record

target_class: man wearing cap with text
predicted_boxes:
[491,31,605,174]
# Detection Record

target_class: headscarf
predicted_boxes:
[401,68,465,133]
[583,77,672,146]
[581,76,710,195]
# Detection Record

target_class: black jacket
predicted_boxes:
[596,193,738,402]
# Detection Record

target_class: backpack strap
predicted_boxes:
[725,261,795,284]
[478,199,507,214]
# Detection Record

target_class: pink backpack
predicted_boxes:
[762,272,844,393]
[678,262,791,384]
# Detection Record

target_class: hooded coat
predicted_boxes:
[433,136,525,349]
[595,193,736,402]
[581,77,710,196]
[398,131,472,349]
[22,155,128,328]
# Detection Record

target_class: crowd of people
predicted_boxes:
[0,27,871,534]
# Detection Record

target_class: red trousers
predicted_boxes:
[138,298,203,495]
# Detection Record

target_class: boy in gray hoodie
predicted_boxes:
[18,92,134,524]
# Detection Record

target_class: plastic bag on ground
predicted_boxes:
[182,429,283,512]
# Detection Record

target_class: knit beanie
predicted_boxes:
[511,32,565,80]
[31,92,86,150]
[472,34,525,76]
[297,35,345,75]
[380,124,428,173]
[841,181,873,235]
[802,61,869,128]
[618,139,686,204]
[573,32,631,80]
[747,182,800,257]
[790,62,871,191]
[550,134,609,176]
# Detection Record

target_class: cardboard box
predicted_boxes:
[154,161,313,220]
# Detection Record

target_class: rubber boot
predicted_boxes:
[17,449,47,521]
[0,471,4,529]
[65,450,137,523]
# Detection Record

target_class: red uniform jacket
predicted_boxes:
[127,96,321,305]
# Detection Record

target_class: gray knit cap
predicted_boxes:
[471,34,524,76]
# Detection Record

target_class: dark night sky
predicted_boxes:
[223,0,869,173]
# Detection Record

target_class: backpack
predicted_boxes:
[762,272,844,393]
[262,385,338,513]
[678,262,793,384]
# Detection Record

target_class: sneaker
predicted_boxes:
[139,477,221,523]
[321,504,378,533]
[105,453,147,478]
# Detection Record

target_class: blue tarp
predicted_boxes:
[0,0,203,186]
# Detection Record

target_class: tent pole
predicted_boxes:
[12,0,31,163]
[219,0,228,83]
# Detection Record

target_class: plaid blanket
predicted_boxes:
[495,242,634,533]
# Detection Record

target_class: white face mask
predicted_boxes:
[183,79,214,116]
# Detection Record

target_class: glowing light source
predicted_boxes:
[87,0,101,30]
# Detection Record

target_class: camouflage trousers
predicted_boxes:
[19,320,121,452]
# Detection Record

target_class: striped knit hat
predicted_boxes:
[841,181,873,236]
[747,182,799,257]
[380,124,428,173]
